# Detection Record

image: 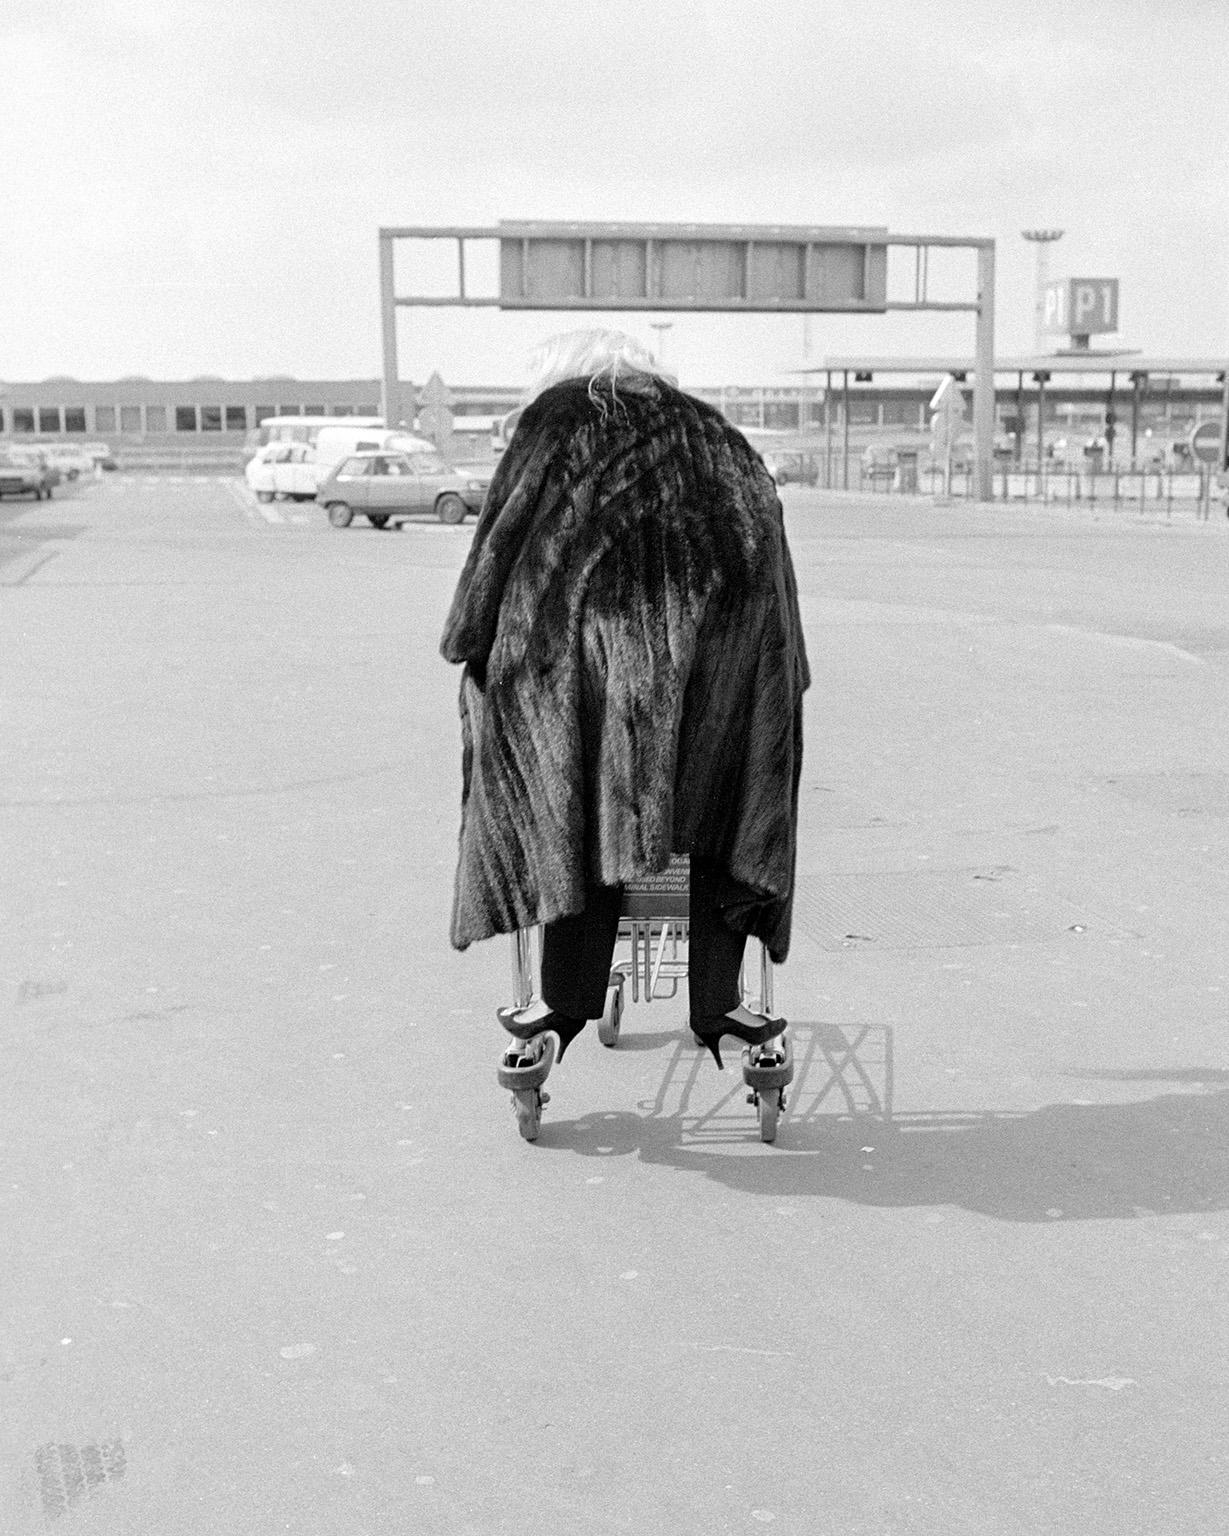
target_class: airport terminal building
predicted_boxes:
[1,365,1224,471]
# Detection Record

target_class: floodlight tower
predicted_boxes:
[1021,229,1064,354]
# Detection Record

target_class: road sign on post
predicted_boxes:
[929,374,968,500]
[1189,419,1223,466]
[416,372,455,458]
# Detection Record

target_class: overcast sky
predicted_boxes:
[5,0,1227,387]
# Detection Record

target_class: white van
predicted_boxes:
[244,426,435,502]
[35,443,97,480]
[313,426,434,466]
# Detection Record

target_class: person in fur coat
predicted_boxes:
[440,330,809,1068]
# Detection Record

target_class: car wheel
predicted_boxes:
[256,490,274,503]
[326,501,354,528]
[436,493,467,524]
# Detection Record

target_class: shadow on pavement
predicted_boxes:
[535,1023,1229,1223]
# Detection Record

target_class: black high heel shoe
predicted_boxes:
[496,1006,588,1063]
[691,1010,787,1071]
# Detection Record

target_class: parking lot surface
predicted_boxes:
[2,475,1227,1534]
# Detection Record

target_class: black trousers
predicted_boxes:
[540,857,747,1021]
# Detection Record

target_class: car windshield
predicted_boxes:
[337,456,372,476]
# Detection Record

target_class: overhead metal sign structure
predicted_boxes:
[378,220,997,500]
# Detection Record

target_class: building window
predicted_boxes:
[848,402,878,426]
[146,406,167,433]
[13,408,34,432]
[881,401,919,427]
[120,405,142,433]
[357,404,379,416]
[254,405,275,424]
[225,405,247,431]
[95,406,117,433]
[64,407,87,433]
[39,407,62,433]
[302,404,324,416]
[277,404,303,416]
[176,406,198,432]
[201,405,223,432]
[763,402,800,430]
[330,404,354,417]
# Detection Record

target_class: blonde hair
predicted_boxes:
[521,328,671,407]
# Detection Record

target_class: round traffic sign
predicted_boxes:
[1188,419,1223,466]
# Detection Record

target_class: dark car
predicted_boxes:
[316,450,491,528]
[0,450,56,500]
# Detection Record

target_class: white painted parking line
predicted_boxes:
[219,478,270,527]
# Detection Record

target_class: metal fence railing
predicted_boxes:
[815,454,1223,519]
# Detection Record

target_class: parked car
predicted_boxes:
[761,451,819,487]
[39,444,96,481]
[245,441,321,502]
[0,449,56,499]
[316,450,492,528]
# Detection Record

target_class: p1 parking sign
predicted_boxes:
[1043,278,1120,337]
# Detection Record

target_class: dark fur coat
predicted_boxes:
[440,374,810,960]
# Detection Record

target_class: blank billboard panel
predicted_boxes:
[658,240,746,303]
[591,240,648,300]
[748,243,807,302]
[500,238,585,301]
[496,223,888,310]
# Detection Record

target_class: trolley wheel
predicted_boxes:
[756,1089,781,1144]
[597,980,624,1048]
[512,1087,543,1141]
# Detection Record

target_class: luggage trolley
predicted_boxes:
[498,856,794,1143]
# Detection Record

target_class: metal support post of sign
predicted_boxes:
[1130,372,1145,465]
[1219,367,1229,475]
[1106,372,1118,464]
[379,232,401,428]
[973,242,996,502]
[824,369,833,489]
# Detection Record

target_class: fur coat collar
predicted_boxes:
[441,375,809,960]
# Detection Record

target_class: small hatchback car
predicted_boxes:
[316,450,491,528]
[0,450,56,499]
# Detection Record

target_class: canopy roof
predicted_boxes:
[801,354,1227,377]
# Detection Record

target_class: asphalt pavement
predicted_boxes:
[2,474,1227,1534]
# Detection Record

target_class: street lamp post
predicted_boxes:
[1021,230,1063,355]
[649,321,673,368]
